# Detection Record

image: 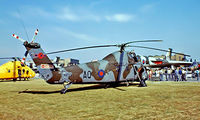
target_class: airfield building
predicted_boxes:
[59,58,79,67]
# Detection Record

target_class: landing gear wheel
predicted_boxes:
[60,82,73,94]
[104,84,109,89]
[60,89,67,94]
[139,80,147,87]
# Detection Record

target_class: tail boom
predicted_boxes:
[23,41,71,84]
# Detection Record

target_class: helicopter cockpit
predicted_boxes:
[128,50,138,62]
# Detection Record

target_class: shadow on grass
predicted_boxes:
[18,89,61,94]
[18,83,139,94]
[0,80,30,82]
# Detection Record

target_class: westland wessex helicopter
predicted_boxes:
[13,29,163,94]
[0,57,35,81]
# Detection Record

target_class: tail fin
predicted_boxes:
[23,41,63,84]
[13,29,70,84]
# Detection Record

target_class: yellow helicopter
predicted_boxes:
[0,57,35,81]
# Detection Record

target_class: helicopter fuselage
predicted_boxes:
[24,41,146,84]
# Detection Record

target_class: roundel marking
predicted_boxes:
[38,53,44,59]
[98,70,105,78]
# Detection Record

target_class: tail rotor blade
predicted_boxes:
[12,34,26,42]
[21,51,29,64]
[31,29,39,43]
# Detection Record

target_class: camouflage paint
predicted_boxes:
[24,41,147,84]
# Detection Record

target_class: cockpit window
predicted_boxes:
[23,69,25,73]
[129,51,138,62]
[128,53,134,58]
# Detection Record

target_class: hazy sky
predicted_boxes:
[0,0,200,64]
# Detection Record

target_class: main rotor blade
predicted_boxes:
[47,45,117,55]
[128,45,190,57]
[47,40,163,55]
[124,40,163,45]
[0,57,14,59]
[0,57,21,60]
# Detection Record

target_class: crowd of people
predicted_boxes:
[147,67,200,81]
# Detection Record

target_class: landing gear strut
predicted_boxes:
[139,79,147,87]
[60,82,73,94]
[133,65,147,87]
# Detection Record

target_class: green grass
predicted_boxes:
[0,79,200,120]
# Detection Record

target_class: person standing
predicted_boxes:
[159,69,164,81]
[156,69,160,81]
[165,69,168,81]
[175,69,179,81]
[182,69,186,81]
[167,68,172,80]
[18,69,21,81]
[149,69,153,81]
[171,69,175,81]
[195,69,199,81]
[178,68,182,81]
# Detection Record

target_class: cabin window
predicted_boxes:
[26,70,29,75]
[23,69,25,73]
[8,69,10,73]
[18,69,21,76]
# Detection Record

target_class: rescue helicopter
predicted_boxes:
[0,57,35,81]
[13,29,164,94]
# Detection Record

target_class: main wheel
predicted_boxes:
[139,79,147,87]
[60,89,67,94]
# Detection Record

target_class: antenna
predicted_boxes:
[17,9,30,41]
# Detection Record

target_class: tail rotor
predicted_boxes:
[12,29,39,64]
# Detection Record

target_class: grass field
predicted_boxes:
[0,79,200,120]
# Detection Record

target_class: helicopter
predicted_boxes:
[0,57,35,81]
[13,29,165,94]
[137,48,192,68]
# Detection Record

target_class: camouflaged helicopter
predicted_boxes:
[13,29,163,94]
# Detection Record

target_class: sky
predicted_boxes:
[0,0,200,64]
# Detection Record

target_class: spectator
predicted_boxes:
[147,70,149,78]
[195,69,199,81]
[149,69,153,81]
[171,69,175,80]
[159,69,164,81]
[167,68,172,80]
[175,69,179,81]
[178,68,182,81]
[156,69,160,78]
[164,69,168,81]
[182,69,186,81]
